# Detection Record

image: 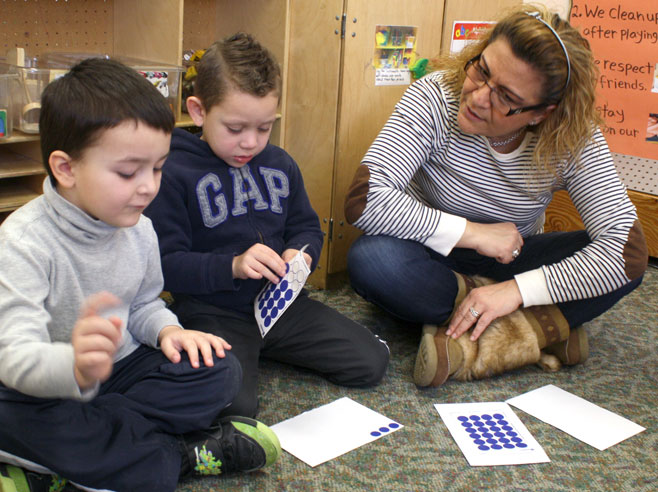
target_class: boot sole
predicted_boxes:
[413,325,439,386]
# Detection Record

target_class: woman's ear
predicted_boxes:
[186,96,206,127]
[533,104,557,125]
[48,150,75,188]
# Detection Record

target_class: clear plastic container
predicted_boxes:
[6,57,68,134]
[40,52,184,118]
[0,65,20,139]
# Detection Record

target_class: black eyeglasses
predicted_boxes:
[464,55,546,116]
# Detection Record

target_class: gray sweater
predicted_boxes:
[0,178,180,400]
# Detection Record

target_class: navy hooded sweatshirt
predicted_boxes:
[145,128,323,314]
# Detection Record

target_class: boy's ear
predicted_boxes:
[48,150,76,188]
[186,96,206,127]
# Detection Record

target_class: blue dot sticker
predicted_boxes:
[454,411,532,459]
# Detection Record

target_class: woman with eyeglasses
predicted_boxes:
[344,5,647,386]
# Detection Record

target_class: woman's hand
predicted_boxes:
[457,221,524,263]
[446,279,523,341]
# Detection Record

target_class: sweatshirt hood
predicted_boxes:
[171,127,213,158]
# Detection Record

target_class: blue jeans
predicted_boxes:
[347,231,642,329]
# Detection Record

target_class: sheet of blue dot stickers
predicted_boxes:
[434,402,550,466]
[271,396,404,467]
[254,245,310,338]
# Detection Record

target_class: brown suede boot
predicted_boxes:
[414,274,572,386]
[414,324,464,386]
[413,273,485,387]
[542,326,589,366]
[454,303,571,381]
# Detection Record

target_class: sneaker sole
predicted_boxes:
[1,476,18,492]
[229,417,282,469]
[414,325,439,386]
[1,465,26,492]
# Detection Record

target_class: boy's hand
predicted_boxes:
[282,248,312,268]
[72,292,123,390]
[158,326,232,368]
[232,243,287,284]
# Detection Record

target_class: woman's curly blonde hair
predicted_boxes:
[431,4,603,174]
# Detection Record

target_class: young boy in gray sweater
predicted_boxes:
[0,58,279,492]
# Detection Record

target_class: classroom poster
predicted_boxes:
[570,0,658,157]
[374,25,418,86]
[450,21,495,54]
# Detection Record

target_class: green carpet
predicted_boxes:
[178,266,657,491]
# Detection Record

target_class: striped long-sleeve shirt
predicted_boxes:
[345,71,647,307]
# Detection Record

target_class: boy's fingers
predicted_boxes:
[180,339,200,368]
[75,334,118,355]
[80,292,121,318]
[209,336,228,358]
[197,340,216,366]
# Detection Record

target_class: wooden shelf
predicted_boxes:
[175,113,195,128]
[0,180,41,212]
[545,189,658,258]
[0,131,40,144]
[0,147,44,178]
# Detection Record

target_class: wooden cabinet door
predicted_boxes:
[328,0,445,274]
[283,0,345,287]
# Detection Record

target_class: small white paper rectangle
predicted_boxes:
[271,397,403,467]
[435,402,550,467]
[506,385,645,451]
[375,68,411,86]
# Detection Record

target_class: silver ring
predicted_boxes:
[512,248,520,258]
[469,307,480,318]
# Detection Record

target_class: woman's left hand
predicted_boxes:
[446,279,523,341]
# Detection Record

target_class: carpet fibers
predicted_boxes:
[178,266,657,492]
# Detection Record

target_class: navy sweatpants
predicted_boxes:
[0,345,241,492]
[173,290,390,418]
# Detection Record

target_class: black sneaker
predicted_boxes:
[0,463,72,492]
[182,416,281,476]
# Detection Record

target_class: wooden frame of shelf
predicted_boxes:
[0,144,45,213]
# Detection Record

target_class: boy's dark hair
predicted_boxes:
[39,57,175,180]
[194,32,281,110]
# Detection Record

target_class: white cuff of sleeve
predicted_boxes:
[422,214,467,256]
[514,268,552,307]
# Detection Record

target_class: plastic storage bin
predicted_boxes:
[8,59,68,134]
[0,66,20,139]
[41,52,184,119]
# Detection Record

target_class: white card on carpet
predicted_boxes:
[506,384,645,451]
[254,245,310,337]
[271,397,403,467]
[435,402,550,467]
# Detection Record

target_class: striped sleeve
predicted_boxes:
[345,74,466,255]
[539,131,647,303]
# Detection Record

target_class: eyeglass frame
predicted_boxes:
[463,55,547,117]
